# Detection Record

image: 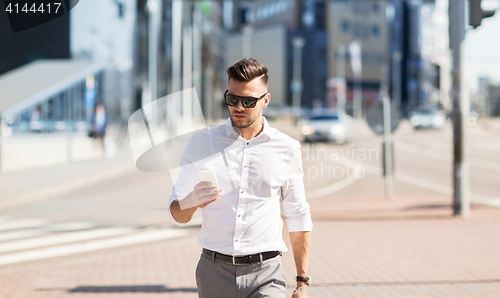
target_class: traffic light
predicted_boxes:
[469,0,496,29]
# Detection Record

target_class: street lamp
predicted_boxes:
[292,36,305,125]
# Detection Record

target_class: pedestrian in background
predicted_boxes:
[168,58,312,298]
[90,103,108,160]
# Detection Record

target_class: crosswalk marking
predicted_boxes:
[0,228,189,266]
[0,229,49,243]
[0,218,49,231]
[0,217,191,266]
[43,222,98,231]
[0,226,136,254]
[0,222,98,242]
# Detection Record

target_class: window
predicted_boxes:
[341,20,349,32]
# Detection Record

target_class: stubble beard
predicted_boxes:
[230,112,259,129]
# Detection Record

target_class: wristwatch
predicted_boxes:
[296,274,311,286]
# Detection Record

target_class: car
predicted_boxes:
[301,109,353,144]
[409,107,447,130]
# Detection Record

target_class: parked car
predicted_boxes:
[409,107,447,130]
[301,109,353,144]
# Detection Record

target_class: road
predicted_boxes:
[0,118,498,267]
[289,119,500,207]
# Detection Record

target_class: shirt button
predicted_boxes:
[247,142,249,145]
[238,215,241,217]
[240,190,243,194]
[235,239,238,242]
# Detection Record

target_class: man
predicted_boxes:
[168,58,312,298]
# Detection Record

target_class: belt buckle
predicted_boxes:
[232,256,236,265]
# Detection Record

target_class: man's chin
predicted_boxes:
[231,116,250,128]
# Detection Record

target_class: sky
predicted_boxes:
[467,0,500,92]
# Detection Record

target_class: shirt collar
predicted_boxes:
[224,116,274,140]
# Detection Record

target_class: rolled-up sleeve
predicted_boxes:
[167,135,200,226]
[281,140,313,232]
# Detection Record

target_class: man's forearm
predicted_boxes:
[289,231,311,276]
[170,199,197,223]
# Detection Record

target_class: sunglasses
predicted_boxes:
[224,90,268,108]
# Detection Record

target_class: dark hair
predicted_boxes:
[226,58,268,87]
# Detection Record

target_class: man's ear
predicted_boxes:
[263,93,271,108]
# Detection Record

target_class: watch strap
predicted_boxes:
[296,275,311,285]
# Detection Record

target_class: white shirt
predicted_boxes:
[168,117,312,256]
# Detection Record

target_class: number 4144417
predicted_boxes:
[5,3,62,14]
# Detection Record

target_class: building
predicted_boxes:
[476,78,500,116]
[326,1,390,114]
[224,0,328,111]
[0,0,137,127]
[0,0,135,171]
[0,60,105,171]
[326,0,451,117]
[402,0,451,115]
[70,0,137,125]
[134,0,225,124]
[0,0,70,75]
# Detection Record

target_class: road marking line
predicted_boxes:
[0,227,136,254]
[305,159,371,200]
[0,219,50,232]
[307,178,357,200]
[351,159,500,209]
[0,229,189,266]
[397,141,500,172]
[396,172,452,195]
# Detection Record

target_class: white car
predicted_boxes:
[301,109,353,144]
[409,108,447,130]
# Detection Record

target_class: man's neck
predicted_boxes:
[234,116,264,140]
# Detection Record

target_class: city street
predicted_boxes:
[0,118,499,297]
[2,0,500,297]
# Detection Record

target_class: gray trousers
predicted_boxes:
[195,252,286,298]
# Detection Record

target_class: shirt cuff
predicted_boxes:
[285,214,313,232]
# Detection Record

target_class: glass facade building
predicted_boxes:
[0,60,105,137]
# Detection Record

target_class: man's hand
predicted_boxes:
[184,182,224,209]
[170,182,224,223]
[292,282,309,298]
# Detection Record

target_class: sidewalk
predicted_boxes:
[0,160,499,298]
[0,144,136,211]
[480,117,500,133]
[0,119,499,297]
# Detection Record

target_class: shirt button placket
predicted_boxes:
[234,140,250,255]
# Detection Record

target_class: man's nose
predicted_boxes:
[234,99,245,111]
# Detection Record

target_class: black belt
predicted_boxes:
[202,248,281,265]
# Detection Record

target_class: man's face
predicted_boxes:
[227,77,270,129]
